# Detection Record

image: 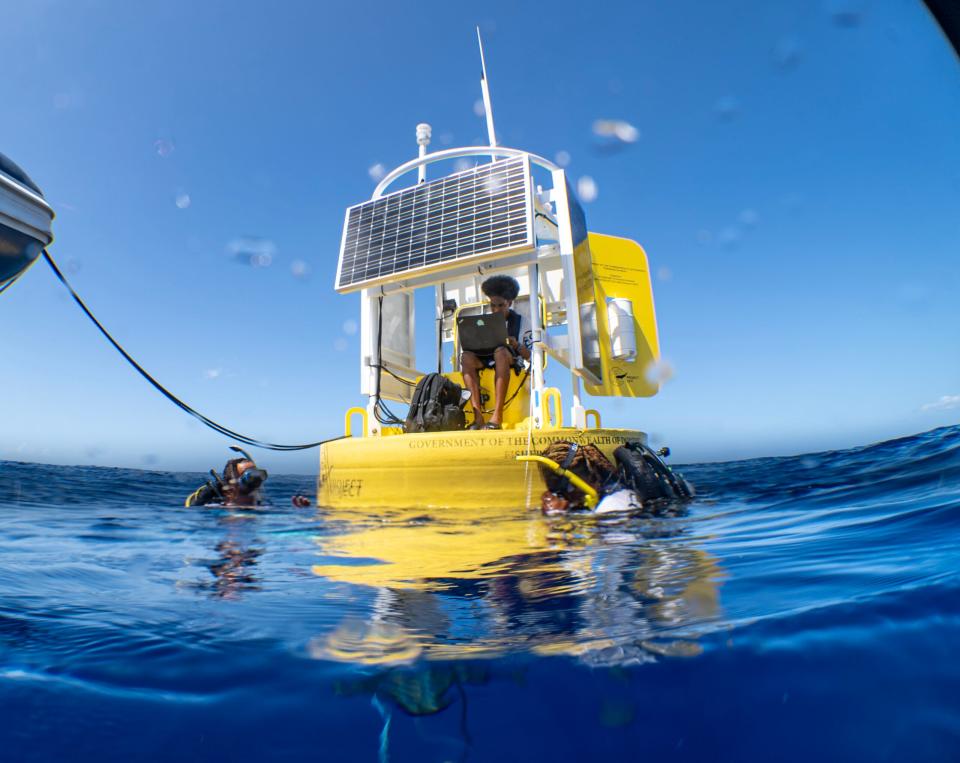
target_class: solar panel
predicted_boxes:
[336,156,534,292]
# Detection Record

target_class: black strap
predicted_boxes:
[555,442,580,496]
[507,309,522,340]
[42,249,342,451]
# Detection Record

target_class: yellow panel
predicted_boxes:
[584,232,661,398]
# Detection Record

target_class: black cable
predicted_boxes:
[41,249,342,451]
[370,363,417,388]
[436,314,443,374]
[480,367,530,415]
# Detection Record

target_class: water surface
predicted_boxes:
[2,427,959,761]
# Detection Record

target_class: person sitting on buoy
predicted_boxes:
[461,274,532,430]
[185,446,269,508]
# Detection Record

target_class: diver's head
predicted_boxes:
[235,461,268,495]
[481,274,520,316]
[221,449,268,504]
[538,441,617,510]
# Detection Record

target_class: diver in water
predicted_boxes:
[185,446,269,507]
[537,440,693,515]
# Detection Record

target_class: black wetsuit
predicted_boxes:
[185,481,221,507]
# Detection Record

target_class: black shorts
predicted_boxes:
[473,346,524,373]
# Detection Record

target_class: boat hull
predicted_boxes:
[0,152,54,290]
[317,427,647,510]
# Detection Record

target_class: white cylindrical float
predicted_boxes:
[606,297,637,362]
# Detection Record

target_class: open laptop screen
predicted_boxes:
[457,313,508,355]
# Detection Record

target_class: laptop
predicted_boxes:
[457,312,509,355]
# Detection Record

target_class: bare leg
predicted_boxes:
[460,351,485,426]
[490,347,512,426]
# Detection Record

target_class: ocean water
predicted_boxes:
[1,427,959,762]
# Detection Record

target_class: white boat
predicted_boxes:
[0,152,54,292]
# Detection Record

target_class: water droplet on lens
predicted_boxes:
[772,37,803,69]
[226,236,277,267]
[644,359,675,386]
[657,266,672,282]
[368,163,386,182]
[482,173,506,195]
[714,96,740,121]
[342,319,358,335]
[175,192,191,209]
[473,99,486,118]
[718,226,741,248]
[554,150,571,167]
[290,260,310,280]
[154,138,175,157]
[825,0,864,27]
[592,119,640,144]
[577,176,598,203]
[203,368,222,380]
[334,338,348,352]
[453,158,474,173]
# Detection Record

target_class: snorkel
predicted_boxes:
[517,442,601,511]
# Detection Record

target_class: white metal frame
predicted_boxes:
[351,145,592,434]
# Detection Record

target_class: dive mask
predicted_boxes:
[237,467,268,494]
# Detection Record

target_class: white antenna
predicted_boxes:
[476,26,497,148]
[416,123,431,183]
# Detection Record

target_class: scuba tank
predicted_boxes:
[613,441,694,503]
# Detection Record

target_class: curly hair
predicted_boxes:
[481,274,520,302]
[538,440,618,505]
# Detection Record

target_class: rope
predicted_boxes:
[41,249,341,451]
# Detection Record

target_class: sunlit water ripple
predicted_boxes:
[1,427,959,761]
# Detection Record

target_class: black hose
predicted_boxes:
[42,249,341,451]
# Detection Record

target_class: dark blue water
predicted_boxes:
[2,427,959,761]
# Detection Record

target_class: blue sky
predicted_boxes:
[2,0,958,473]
